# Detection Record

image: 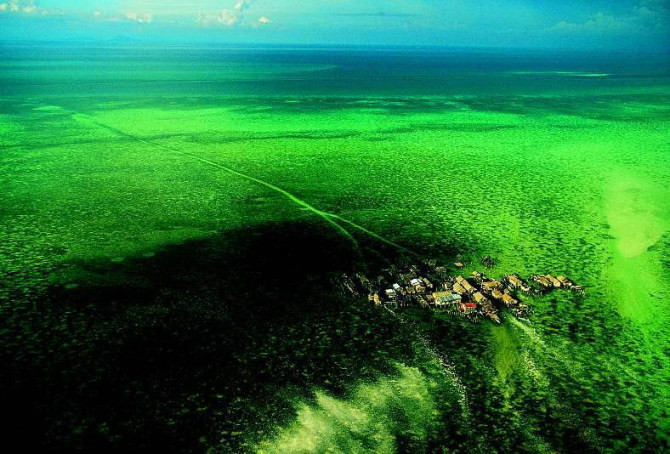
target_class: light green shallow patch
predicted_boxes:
[255,365,438,454]
[507,71,610,77]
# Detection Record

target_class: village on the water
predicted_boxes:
[338,257,583,324]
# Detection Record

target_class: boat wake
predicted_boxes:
[71,112,416,259]
[508,317,602,449]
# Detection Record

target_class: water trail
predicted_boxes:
[508,317,581,382]
[418,334,471,419]
[508,317,602,449]
[508,317,547,348]
[74,114,359,247]
[520,350,550,388]
[326,214,418,256]
[508,316,604,378]
[72,113,418,259]
[382,307,471,419]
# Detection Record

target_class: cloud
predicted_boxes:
[124,11,153,24]
[548,1,670,34]
[0,0,43,15]
[331,12,418,18]
[636,0,670,28]
[90,9,154,24]
[198,0,249,27]
[1,0,269,28]
[549,12,628,33]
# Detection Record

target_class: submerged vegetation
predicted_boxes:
[1,45,668,452]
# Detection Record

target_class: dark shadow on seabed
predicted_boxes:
[0,221,429,452]
[1,219,662,453]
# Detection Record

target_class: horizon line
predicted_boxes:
[1,39,668,55]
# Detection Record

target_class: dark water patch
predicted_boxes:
[1,133,191,151]
[1,220,665,452]
[216,93,670,121]
[19,92,670,126]
[382,122,519,135]
[186,130,361,145]
[461,93,670,121]
[227,97,467,116]
[0,221,427,452]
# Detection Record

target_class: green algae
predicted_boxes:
[1,45,668,451]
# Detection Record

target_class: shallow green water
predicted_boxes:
[1,44,668,452]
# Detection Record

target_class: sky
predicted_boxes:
[0,0,668,50]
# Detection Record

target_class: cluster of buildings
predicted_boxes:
[338,259,582,324]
